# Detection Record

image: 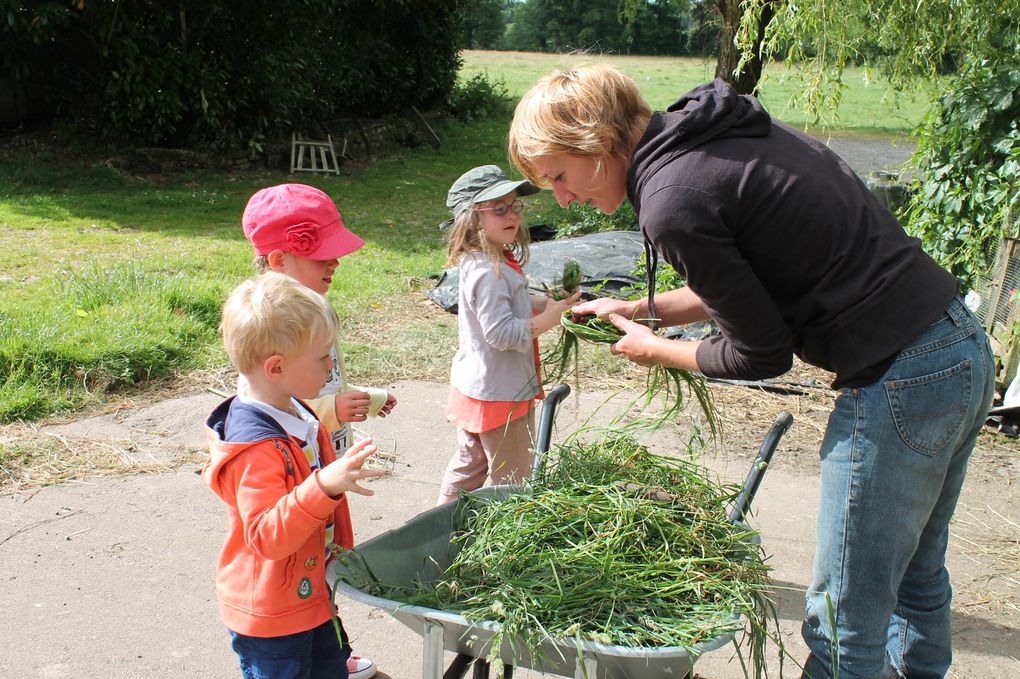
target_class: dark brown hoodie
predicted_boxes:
[627,79,956,388]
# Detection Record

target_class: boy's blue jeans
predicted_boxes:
[229,619,352,679]
[800,296,994,679]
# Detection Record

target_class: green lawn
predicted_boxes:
[0,51,932,423]
[460,50,931,133]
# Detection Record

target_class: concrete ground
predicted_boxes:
[1,379,1017,678]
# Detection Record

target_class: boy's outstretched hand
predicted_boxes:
[317,438,385,498]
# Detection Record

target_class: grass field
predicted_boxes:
[460,50,931,133]
[0,50,933,424]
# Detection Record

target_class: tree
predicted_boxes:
[621,0,1019,100]
[716,0,775,93]
[504,0,626,53]
[462,0,506,49]
[0,0,466,149]
[735,0,1020,116]
[620,0,771,92]
[503,0,689,55]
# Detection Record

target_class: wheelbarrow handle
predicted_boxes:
[728,411,793,522]
[532,383,571,476]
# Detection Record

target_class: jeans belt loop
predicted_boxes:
[945,294,967,328]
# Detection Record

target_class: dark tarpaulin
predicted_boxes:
[427,231,647,313]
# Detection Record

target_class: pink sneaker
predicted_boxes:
[347,655,377,679]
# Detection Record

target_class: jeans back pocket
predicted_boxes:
[885,359,972,456]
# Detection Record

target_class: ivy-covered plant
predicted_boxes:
[904,49,1020,289]
[445,72,511,122]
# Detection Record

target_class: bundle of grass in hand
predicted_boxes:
[346,436,777,677]
[543,258,583,301]
[561,258,582,295]
[543,311,717,434]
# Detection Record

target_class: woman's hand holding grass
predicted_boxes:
[317,438,385,498]
[572,296,640,320]
[606,313,701,371]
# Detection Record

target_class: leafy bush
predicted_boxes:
[446,73,511,121]
[629,254,685,297]
[1,0,464,150]
[904,49,1020,288]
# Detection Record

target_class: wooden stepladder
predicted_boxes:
[290,133,343,175]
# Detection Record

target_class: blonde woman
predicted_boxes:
[437,165,579,505]
[509,64,993,679]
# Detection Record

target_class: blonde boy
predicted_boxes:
[203,272,383,679]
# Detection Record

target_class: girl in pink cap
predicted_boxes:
[241,183,390,679]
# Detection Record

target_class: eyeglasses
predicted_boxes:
[477,199,524,217]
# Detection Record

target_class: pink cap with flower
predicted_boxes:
[241,184,365,260]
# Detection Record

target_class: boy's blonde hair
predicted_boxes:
[220,271,339,373]
[445,201,531,272]
[508,63,652,186]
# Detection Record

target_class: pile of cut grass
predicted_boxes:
[341,436,777,676]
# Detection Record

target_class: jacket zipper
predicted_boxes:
[274,440,294,476]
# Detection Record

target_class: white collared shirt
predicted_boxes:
[238,395,322,471]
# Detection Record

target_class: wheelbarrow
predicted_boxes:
[330,384,794,679]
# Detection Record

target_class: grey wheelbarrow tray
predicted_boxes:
[330,384,794,679]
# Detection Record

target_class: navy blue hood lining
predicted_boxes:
[208,397,314,445]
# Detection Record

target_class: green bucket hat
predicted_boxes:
[442,165,539,228]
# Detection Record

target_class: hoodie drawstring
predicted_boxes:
[644,238,658,332]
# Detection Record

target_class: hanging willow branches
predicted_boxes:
[735,0,1020,123]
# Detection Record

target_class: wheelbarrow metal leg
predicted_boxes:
[443,653,473,679]
[471,658,490,678]
[423,618,445,679]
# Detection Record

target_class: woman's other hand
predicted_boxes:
[572,297,639,320]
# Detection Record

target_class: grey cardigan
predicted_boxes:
[450,251,539,402]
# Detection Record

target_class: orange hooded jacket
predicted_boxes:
[203,396,355,637]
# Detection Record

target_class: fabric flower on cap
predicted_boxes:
[242,184,364,260]
[283,222,322,257]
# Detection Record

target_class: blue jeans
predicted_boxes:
[801,296,994,679]
[229,619,351,679]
